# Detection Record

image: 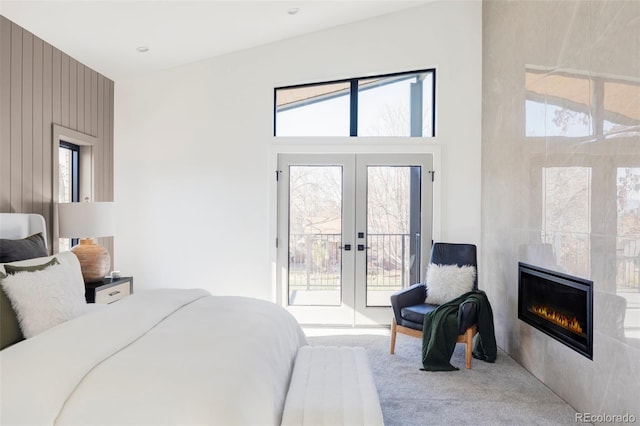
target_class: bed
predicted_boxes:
[1,213,384,426]
[0,213,308,425]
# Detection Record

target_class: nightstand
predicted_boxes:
[85,277,133,304]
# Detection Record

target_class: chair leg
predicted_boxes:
[390,318,397,355]
[464,327,474,369]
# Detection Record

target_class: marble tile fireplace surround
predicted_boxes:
[482,0,639,418]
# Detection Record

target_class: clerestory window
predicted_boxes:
[274,69,436,137]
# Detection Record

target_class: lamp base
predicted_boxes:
[71,238,111,283]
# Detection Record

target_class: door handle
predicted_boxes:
[357,244,371,251]
[339,244,352,251]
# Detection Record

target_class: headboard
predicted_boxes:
[0,213,48,249]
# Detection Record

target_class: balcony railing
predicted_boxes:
[289,233,341,290]
[367,233,413,290]
[288,233,413,291]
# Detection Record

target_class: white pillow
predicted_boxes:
[1,255,87,338]
[425,264,476,305]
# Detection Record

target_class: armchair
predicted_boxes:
[390,243,479,369]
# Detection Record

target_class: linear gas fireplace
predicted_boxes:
[518,262,593,359]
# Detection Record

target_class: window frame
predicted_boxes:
[52,124,97,253]
[273,68,436,137]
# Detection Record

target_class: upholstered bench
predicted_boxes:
[281,345,384,426]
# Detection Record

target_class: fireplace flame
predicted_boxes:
[529,305,583,334]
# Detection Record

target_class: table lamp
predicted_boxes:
[58,201,115,282]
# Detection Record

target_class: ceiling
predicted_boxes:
[1,1,430,81]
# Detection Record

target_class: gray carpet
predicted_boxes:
[307,332,579,426]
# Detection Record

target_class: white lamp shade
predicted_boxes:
[58,202,115,238]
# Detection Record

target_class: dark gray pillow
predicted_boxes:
[0,233,48,263]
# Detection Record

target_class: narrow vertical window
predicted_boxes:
[59,141,79,251]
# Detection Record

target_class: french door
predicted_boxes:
[277,153,433,326]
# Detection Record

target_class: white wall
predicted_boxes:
[114,1,482,300]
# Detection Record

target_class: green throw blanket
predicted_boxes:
[421,290,497,371]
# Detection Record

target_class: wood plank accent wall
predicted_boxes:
[0,16,115,253]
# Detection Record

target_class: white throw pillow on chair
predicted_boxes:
[425,264,476,305]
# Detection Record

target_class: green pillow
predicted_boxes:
[0,287,23,349]
[4,257,59,275]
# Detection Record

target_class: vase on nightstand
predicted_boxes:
[71,238,110,283]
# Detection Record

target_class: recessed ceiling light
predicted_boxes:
[136,46,149,53]
[287,8,299,15]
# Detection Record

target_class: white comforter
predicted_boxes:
[0,289,307,426]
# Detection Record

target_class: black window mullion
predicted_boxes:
[350,79,358,137]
